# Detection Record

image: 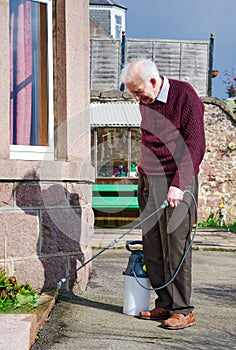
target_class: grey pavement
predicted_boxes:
[31,228,236,350]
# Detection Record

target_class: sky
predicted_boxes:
[118,0,235,100]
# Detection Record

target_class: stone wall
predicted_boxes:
[0,180,94,292]
[199,97,236,225]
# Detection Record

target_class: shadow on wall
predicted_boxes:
[15,171,85,291]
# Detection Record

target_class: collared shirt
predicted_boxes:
[156,75,170,103]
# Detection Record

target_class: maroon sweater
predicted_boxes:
[138,78,206,190]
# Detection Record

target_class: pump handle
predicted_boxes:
[125,240,143,253]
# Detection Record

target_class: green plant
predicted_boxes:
[0,269,39,313]
[198,203,236,233]
[199,216,236,232]
[199,211,221,227]
[224,97,236,115]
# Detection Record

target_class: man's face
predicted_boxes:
[126,78,159,105]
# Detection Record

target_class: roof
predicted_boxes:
[90,102,141,127]
[89,0,127,10]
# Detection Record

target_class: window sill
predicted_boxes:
[10,145,54,161]
[0,159,95,182]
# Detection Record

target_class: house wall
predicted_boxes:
[90,9,111,34]
[90,17,110,38]
[0,0,94,292]
[90,5,126,39]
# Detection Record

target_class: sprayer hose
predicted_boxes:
[133,190,198,291]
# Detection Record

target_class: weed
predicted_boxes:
[0,269,39,313]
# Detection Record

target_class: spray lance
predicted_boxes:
[56,198,169,290]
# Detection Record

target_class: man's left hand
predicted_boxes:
[167,186,184,207]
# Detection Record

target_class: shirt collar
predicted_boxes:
[156,75,169,103]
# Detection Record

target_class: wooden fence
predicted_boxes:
[90,38,209,96]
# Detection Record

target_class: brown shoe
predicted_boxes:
[162,312,195,330]
[139,307,170,320]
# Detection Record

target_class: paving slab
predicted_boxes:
[0,314,36,350]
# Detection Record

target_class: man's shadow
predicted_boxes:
[16,171,88,291]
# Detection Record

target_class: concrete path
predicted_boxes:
[31,227,236,350]
[1,227,235,350]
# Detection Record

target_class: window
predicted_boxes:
[115,15,122,39]
[91,127,141,178]
[10,0,54,160]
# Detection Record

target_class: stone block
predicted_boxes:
[0,183,13,207]
[71,248,93,292]
[13,258,45,291]
[68,182,92,208]
[41,209,82,254]
[0,210,39,258]
[79,207,94,248]
[16,182,43,207]
[40,182,67,207]
[13,255,68,291]
[39,255,69,291]
[0,314,36,350]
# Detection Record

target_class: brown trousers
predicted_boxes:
[138,174,198,315]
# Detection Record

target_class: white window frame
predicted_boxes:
[10,0,54,161]
[114,15,122,39]
[110,7,125,39]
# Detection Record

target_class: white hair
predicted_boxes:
[120,59,160,86]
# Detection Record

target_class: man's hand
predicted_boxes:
[167,186,184,208]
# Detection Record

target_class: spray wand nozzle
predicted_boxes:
[56,278,66,290]
[160,200,169,209]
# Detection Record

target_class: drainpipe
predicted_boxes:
[208,33,214,97]
[128,128,131,177]
[120,31,126,91]
[94,128,97,178]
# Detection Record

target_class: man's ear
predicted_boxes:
[150,78,156,87]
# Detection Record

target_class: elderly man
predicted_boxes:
[120,59,205,330]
